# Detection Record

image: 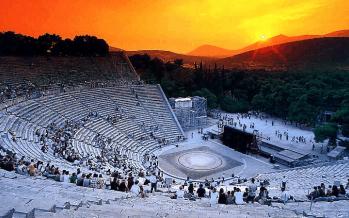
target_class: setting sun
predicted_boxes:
[259,34,268,41]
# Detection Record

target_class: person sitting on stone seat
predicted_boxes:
[218,188,227,204]
[307,186,319,200]
[279,187,290,204]
[226,191,234,204]
[247,178,257,203]
[188,183,194,195]
[318,185,326,197]
[140,185,147,198]
[243,188,249,202]
[90,173,98,188]
[119,179,128,192]
[28,162,37,176]
[63,170,70,184]
[332,185,339,197]
[97,174,105,189]
[174,185,185,199]
[256,185,270,205]
[83,174,91,187]
[234,188,245,205]
[149,172,157,193]
[197,184,206,198]
[130,180,141,196]
[339,185,346,197]
[16,160,27,175]
[77,174,84,186]
[127,173,134,190]
[111,177,119,191]
[69,172,77,184]
[209,188,219,206]
[326,185,332,196]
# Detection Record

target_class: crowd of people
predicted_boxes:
[0,79,145,108]
[171,177,296,206]
[29,106,167,177]
[216,112,314,145]
[171,176,349,207]
[0,82,39,104]
[307,182,348,200]
[1,142,349,209]
[0,145,165,198]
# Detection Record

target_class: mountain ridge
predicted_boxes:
[185,29,349,58]
[215,37,349,69]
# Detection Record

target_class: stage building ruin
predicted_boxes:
[169,96,207,130]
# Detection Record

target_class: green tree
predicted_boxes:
[314,123,338,146]
[221,96,249,113]
[174,59,183,67]
[288,95,318,125]
[331,107,349,137]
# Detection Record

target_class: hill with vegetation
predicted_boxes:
[216,37,349,68]
[0,31,109,56]
[127,50,217,67]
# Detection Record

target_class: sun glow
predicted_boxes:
[259,34,268,41]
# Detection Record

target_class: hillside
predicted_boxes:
[126,50,217,66]
[324,29,349,37]
[0,52,138,85]
[216,37,349,68]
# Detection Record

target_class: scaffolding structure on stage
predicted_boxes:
[169,96,207,130]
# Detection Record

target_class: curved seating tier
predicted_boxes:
[0,169,309,218]
[255,161,349,200]
[0,85,183,175]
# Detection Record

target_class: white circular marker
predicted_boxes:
[177,151,223,171]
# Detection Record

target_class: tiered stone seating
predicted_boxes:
[255,161,349,200]
[81,118,146,170]
[0,169,128,218]
[133,84,184,142]
[37,93,90,122]
[70,89,118,117]
[72,127,101,158]
[1,83,184,176]
[0,118,76,171]
[0,53,138,86]
[102,87,161,133]
[0,169,306,218]
[7,99,67,127]
[273,200,349,217]
[112,118,149,140]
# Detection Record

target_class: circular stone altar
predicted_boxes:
[177,151,223,171]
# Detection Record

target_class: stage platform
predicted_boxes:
[156,135,275,181]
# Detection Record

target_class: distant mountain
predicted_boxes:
[323,29,349,37]
[186,29,349,58]
[215,37,349,68]
[186,44,235,58]
[126,50,217,66]
[109,46,124,52]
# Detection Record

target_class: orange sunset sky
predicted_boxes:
[1,0,349,53]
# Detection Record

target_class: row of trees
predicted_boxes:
[129,54,349,142]
[0,32,109,56]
